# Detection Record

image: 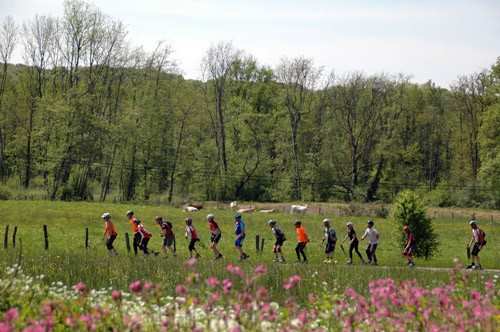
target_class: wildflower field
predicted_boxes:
[0,200,499,331]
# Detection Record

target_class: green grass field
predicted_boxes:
[0,200,498,301]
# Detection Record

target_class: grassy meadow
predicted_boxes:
[0,200,498,301]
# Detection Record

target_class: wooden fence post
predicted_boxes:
[43,225,49,250]
[12,226,17,248]
[3,225,8,249]
[125,232,131,253]
[255,235,260,252]
[260,238,265,252]
[85,228,89,249]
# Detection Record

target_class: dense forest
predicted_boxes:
[0,0,499,207]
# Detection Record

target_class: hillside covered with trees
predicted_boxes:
[0,0,499,207]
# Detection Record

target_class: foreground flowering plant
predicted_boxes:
[0,262,498,331]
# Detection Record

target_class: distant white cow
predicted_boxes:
[230,201,238,209]
[259,209,275,213]
[290,204,308,214]
[183,206,199,212]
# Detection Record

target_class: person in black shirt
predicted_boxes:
[341,222,366,265]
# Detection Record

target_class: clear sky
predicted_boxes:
[2,0,499,87]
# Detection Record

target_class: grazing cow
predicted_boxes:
[189,203,204,210]
[184,206,199,212]
[237,207,255,214]
[290,204,308,214]
[230,201,238,209]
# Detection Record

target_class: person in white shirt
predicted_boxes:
[361,220,379,265]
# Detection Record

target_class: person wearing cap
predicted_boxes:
[341,222,366,265]
[361,220,379,265]
[268,220,286,263]
[207,214,223,260]
[294,220,309,263]
[102,213,118,256]
[402,224,416,267]
[322,219,337,263]
[156,216,176,257]
[234,213,249,261]
[467,219,486,270]
[185,217,201,259]
[126,210,141,255]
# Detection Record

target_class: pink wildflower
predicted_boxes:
[175,284,187,296]
[254,264,267,276]
[226,264,245,278]
[4,308,18,322]
[129,281,142,293]
[206,277,219,288]
[111,290,122,301]
[222,279,233,294]
[283,275,301,290]
[73,282,87,295]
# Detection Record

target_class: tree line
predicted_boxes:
[0,0,499,207]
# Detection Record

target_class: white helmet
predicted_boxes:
[206,214,215,220]
[346,221,353,226]
[469,220,477,225]
[101,212,111,219]
[322,218,331,224]
[267,219,277,226]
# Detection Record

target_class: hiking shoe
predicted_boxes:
[473,264,482,270]
[466,264,475,269]
[408,262,415,268]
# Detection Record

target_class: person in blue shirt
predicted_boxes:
[234,213,249,261]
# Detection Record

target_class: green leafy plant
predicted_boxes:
[393,190,439,259]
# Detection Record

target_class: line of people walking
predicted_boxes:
[100,211,487,268]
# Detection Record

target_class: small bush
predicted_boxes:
[0,186,11,200]
[393,190,439,259]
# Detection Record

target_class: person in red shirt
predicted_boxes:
[207,214,223,260]
[403,224,416,267]
[102,212,118,256]
[294,221,309,263]
[127,210,140,255]
[135,219,152,255]
[156,216,176,257]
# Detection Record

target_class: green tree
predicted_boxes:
[392,190,439,259]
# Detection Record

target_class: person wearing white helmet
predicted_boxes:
[102,212,118,256]
[341,222,366,265]
[234,213,249,261]
[185,217,201,259]
[268,219,286,263]
[322,219,337,264]
[467,219,486,270]
[207,214,223,260]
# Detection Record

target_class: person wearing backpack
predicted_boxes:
[467,220,486,270]
[322,219,337,264]
[135,219,153,255]
[156,216,176,257]
[268,219,286,263]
